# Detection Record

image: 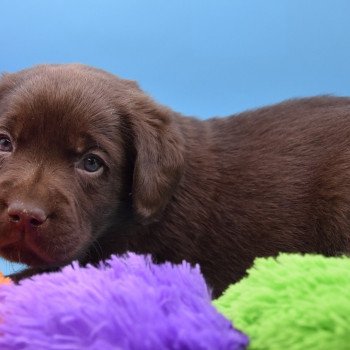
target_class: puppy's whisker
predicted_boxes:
[17,248,22,265]
[91,239,103,261]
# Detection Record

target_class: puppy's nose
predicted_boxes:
[7,202,47,228]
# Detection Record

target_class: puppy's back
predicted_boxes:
[158,96,350,295]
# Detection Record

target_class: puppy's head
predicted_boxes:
[0,64,184,268]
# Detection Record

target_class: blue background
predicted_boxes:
[1,0,350,274]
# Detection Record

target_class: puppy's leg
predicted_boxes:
[7,267,60,283]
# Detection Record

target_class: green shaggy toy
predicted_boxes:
[214,254,350,350]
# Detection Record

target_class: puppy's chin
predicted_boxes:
[0,240,77,268]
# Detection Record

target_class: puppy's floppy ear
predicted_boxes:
[122,91,185,225]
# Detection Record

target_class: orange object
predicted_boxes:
[0,273,11,285]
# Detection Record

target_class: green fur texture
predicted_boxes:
[214,254,350,350]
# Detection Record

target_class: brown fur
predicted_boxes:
[1,64,350,297]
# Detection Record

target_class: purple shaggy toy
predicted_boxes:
[0,254,248,349]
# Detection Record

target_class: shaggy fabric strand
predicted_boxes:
[0,254,248,350]
[214,254,350,350]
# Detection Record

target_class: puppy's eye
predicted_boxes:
[0,135,13,152]
[82,154,104,173]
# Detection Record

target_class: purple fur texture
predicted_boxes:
[0,254,248,349]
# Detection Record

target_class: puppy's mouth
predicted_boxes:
[0,223,89,268]
[0,225,60,267]
[0,239,56,267]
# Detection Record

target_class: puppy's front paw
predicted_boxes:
[7,267,59,283]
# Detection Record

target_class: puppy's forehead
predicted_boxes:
[2,68,122,152]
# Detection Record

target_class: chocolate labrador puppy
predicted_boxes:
[0,64,349,296]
